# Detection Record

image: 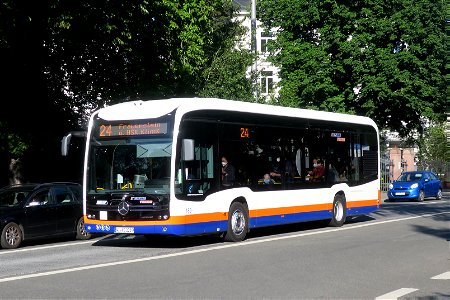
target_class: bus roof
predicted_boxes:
[96,97,377,128]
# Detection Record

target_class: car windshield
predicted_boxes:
[0,188,32,207]
[396,173,423,182]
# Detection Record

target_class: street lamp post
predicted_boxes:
[251,0,258,99]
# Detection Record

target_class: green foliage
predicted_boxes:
[199,49,256,101]
[43,0,249,119]
[0,0,253,184]
[0,123,28,157]
[258,0,447,138]
[417,122,448,178]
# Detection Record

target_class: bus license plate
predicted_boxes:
[115,227,134,233]
[395,192,406,196]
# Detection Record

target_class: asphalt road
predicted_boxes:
[0,195,449,299]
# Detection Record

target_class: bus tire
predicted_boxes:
[224,202,248,242]
[1,222,22,249]
[76,217,91,240]
[329,195,346,227]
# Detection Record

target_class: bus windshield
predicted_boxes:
[87,137,172,193]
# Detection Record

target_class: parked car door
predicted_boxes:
[53,186,80,234]
[427,173,441,196]
[24,188,58,238]
[422,173,434,197]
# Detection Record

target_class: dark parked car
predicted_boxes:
[388,171,442,202]
[0,182,91,249]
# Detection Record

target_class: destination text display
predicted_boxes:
[98,122,168,137]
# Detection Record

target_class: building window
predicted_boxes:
[261,71,274,94]
[260,31,274,54]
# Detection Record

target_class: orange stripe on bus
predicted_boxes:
[249,203,331,218]
[84,216,186,226]
[84,199,378,226]
[346,199,379,208]
[84,212,227,226]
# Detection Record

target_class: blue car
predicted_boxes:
[388,171,442,202]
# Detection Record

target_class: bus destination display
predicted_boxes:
[98,122,168,137]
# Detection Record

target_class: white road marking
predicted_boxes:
[375,288,418,299]
[431,271,450,280]
[0,240,95,256]
[0,211,448,283]
[418,201,441,205]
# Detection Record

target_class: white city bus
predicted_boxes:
[76,98,380,242]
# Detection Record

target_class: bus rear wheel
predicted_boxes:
[329,195,346,227]
[224,202,248,242]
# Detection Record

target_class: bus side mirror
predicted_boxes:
[61,133,72,156]
[182,139,195,161]
[61,131,87,156]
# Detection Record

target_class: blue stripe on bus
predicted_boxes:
[252,210,332,227]
[346,205,379,216]
[85,205,379,236]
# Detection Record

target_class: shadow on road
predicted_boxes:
[90,215,377,249]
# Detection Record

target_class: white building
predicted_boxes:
[234,0,280,100]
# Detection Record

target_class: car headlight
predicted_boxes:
[388,183,393,190]
[410,183,418,189]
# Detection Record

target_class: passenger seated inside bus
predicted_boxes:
[258,173,276,190]
[308,158,325,182]
[269,157,283,182]
[326,163,339,183]
[221,156,236,188]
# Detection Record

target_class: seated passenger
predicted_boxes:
[262,173,275,185]
[327,163,339,183]
[260,173,275,190]
[269,157,283,182]
[221,156,236,188]
[309,159,325,182]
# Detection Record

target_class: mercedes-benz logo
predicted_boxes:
[118,201,130,216]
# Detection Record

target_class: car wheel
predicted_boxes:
[1,222,22,249]
[329,195,346,227]
[417,190,425,202]
[76,217,91,240]
[436,189,442,200]
[224,202,248,242]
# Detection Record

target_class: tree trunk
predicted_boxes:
[9,158,24,185]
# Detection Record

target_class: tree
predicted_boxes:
[416,122,448,179]
[257,0,447,138]
[199,49,256,101]
[0,0,253,185]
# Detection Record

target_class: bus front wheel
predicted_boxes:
[329,195,346,227]
[224,202,248,242]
